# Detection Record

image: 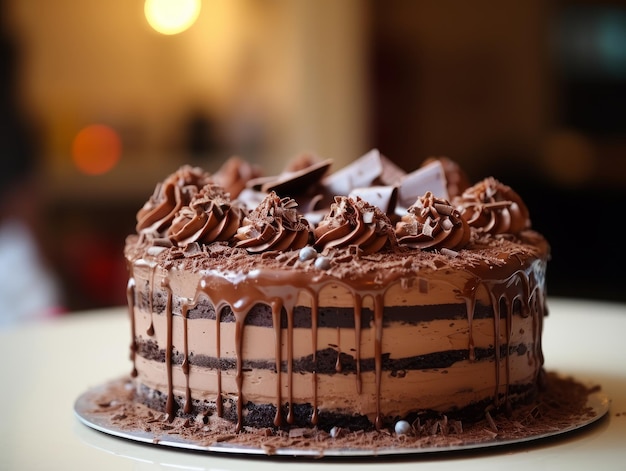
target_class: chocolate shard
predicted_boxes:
[322,149,390,196]
[349,186,398,215]
[397,160,449,213]
[261,159,332,196]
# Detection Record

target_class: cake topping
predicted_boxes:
[349,186,398,216]
[259,159,332,197]
[394,420,412,436]
[298,246,318,262]
[167,184,245,246]
[454,177,530,234]
[322,149,405,197]
[396,159,450,212]
[314,196,396,255]
[136,166,213,234]
[234,191,312,253]
[314,255,332,270]
[421,156,471,198]
[396,192,471,251]
[211,156,262,199]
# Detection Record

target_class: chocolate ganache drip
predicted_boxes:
[136,165,213,234]
[234,191,311,253]
[395,192,471,251]
[454,177,530,235]
[168,184,245,246]
[314,196,396,255]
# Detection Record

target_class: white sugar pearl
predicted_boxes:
[330,426,342,438]
[298,246,318,261]
[314,256,331,270]
[394,420,411,435]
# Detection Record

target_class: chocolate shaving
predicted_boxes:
[83,372,603,455]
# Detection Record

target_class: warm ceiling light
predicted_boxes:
[144,0,202,35]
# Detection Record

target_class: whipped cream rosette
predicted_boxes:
[395,192,470,251]
[167,184,245,246]
[136,165,212,234]
[234,191,311,253]
[454,177,530,235]
[313,196,396,255]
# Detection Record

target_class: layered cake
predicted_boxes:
[124,150,550,434]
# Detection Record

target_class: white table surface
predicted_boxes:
[1,298,625,470]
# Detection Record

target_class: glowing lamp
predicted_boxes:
[144,0,201,35]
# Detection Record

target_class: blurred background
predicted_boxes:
[1,0,625,324]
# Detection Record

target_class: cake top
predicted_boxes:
[126,149,548,283]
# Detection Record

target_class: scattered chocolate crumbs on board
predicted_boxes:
[78,372,606,457]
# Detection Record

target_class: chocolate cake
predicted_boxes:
[124,149,550,434]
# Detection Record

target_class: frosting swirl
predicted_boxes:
[234,191,311,253]
[168,184,245,246]
[212,156,262,199]
[454,177,530,234]
[136,165,212,234]
[396,192,470,251]
[314,196,396,255]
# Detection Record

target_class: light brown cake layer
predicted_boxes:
[131,308,538,363]
[134,354,538,419]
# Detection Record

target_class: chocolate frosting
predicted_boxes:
[134,152,536,256]
[454,177,530,234]
[212,156,262,199]
[313,196,396,255]
[167,184,245,246]
[136,165,212,234]
[234,191,312,253]
[396,192,471,251]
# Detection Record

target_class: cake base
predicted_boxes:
[74,372,608,457]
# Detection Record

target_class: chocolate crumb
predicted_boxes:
[80,372,605,455]
[485,410,498,433]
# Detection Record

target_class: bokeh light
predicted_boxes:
[144,0,202,35]
[71,124,122,175]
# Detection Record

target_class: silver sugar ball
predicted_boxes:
[329,426,342,438]
[298,246,318,262]
[394,420,412,435]
[314,256,331,270]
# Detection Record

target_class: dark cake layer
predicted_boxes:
[135,339,532,375]
[134,289,527,328]
[134,382,539,431]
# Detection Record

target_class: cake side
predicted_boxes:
[126,230,548,430]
